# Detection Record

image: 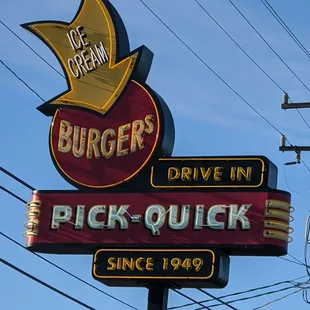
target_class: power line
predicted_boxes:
[228,0,310,94]
[197,289,238,310]
[172,289,211,310]
[0,257,95,310]
[0,185,27,203]
[278,256,305,267]
[228,0,310,130]
[136,0,310,175]
[295,110,310,130]
[0,59,45,101]
[194,0,310,131]
[261,0,310,150]
[253,288,302,310]
[0,231,138,310]
[0,186,138,310]
[301,158,310,174]
[194,285,298,310]
[0,166,35,191]
[288,253,309,267]
[168,276,307,309]
[0,20,65,78]
[138,0,283,136]
[194,0,284,93]
[260,0,310,59]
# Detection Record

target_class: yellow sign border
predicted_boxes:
[26,0,138,115]
[92,249,215,280]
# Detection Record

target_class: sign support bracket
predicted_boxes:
[147,284,169,310]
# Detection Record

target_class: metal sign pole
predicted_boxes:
[147,284,169,310]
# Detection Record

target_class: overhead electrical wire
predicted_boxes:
[0,59,45,101]
[193,0,283,92]
[138,0,283,137]
[260,0,310,60]
[278,255,305,267]
[227,0,310,130]
[253,288,302,310]
[0,231,138,310]
[0,185,27,203]
[172,289,212,310]
[0,177,137,310]
[0,20,65,78]
[228,0,310,94]
[194,0,310,131]
[196,289,238,310]
[0,167,35,191]
[287,253,308,267]
[136,0,310,178]
[194,285,298,310]
[301,159,310,174]
[169,275,307,310]
[0,257,95,310]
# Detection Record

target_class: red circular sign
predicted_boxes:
[50,80,161,188]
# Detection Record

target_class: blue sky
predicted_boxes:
[1,0,310,309]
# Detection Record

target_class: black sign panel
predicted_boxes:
[150,156,278,190]
[92,249,230,288]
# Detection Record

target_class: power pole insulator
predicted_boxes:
[279,93,310,165]
[280,135,286,148]
[283,92,289,105]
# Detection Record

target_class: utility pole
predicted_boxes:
[279,93,310,164]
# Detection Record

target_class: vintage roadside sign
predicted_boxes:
[23,0,293,289]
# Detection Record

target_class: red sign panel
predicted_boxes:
[24,189,292,256]
[50,81,162,189]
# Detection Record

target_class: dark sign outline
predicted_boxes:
[150,157,266,189]
[92,249,215,280]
